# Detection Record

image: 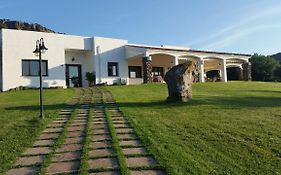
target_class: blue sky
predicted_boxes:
[1,0,281,55]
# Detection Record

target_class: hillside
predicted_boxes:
[0,19,55,33]
[271,52,281,62]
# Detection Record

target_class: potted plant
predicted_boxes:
[85,72,96,87]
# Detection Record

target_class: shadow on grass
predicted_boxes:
[248,90,281,94]
[5,95,281,112]
[114,96,281,109]
[5,103,67,111]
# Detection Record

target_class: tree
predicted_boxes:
[274,65,281,81]
[250,54,280,81]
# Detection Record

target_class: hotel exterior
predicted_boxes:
[0,29,251,91]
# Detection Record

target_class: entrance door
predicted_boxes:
[66,64,82,87]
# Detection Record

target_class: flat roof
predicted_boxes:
[127,44,251,57]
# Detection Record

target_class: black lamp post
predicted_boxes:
[33,38,48,119]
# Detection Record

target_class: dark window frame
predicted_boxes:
[22,59,48,77]
[128,66,142,78]
[152,67,164,77]
[108,62,119,77]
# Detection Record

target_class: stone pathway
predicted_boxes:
[96,88,166,175]
[6,87,166,175]
[6,89,84,175]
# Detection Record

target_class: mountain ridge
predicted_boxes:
[0,19,55,33]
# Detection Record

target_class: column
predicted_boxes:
[238,66,243,80]
[242,62,252,81]
[143,54,153,83]
[199,58,205,82]
[221,59,227,82]
[173,56,179,66]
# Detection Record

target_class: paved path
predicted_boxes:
[6,87,165,175]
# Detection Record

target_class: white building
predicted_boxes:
[0,29,251,91]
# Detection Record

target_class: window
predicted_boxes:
[22,60,48,76]
[152,67,164,77]
[129,66,142,78]
[108,62,119,76]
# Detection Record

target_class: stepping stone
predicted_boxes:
[64,137,84,144]
[47,123,64,128]
[65,131,85,138]
[38,133,60,140]
[56,144,83,153]
[93,116,106,122]
[90,171,121,175]
[92,134,112,142]
[6,167,37,175]
[67,126,85,132]
[122,147,147,155]
[91,141,112,149]
[126,157,156,167]
[23,147,52,156]
[120,140,142,147]
[52,151,82,162]
[116,133,137,140]
[56,116,69,119]
[59,112,71,115]
[131,170,166,175]
[52,120,67,124]
[111,117,125,121]
[112,121,128,125]
[115,128,134,134]
[76,116,88,120]
[89,149,114,158]
[33,139,55,147]
[73,119,87,122]
[88,157,118,169]
[93,128,110,135]
[113,124,130,128]
[92,124,107,129]
[15,155,44,166]
[92,121,106,125]
[70,122,87,127]
[46,161,80,174]
[42,127,63,133]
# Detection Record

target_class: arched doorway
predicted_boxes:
[227,67,241,80]
[206,70,220,82]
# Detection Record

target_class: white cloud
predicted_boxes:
[202,24,281,50]
[186,2,281,50]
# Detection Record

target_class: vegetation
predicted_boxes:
[85,72,96,87]
[0,88,75,173]
[251,54,281,81]
[0,19,55,33]
[108,82,281,174]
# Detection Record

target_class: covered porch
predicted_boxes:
[125,44,251,84]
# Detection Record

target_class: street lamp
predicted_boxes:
[33,38,48,119]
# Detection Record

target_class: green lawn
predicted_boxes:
[107,82,281,175]
[0,88,75,174]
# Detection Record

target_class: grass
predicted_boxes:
[0,88,75,174]
[107,82,281,175]
[102,87,131,175]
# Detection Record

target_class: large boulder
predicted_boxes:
[164,61,196,102]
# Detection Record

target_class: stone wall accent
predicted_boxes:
[238,67,243,80]
[242,62,252,81]
[142,57,153,83]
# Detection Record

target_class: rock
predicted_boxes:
[164,61,196,102]
[0,19,56,33]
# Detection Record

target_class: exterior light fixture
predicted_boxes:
[33,38,48,119]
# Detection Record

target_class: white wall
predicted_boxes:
[94,37,128,85]
[1,29,92,91]
[65,50,94,87]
